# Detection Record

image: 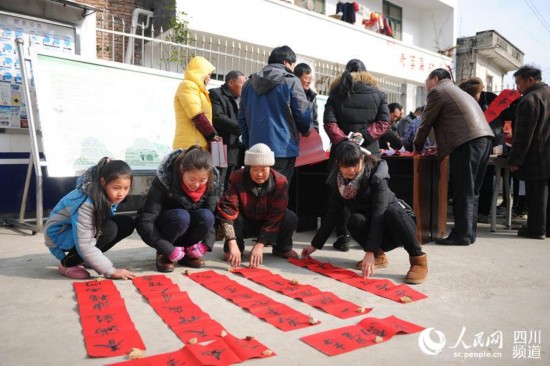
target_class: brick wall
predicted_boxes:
[78,0,147,62]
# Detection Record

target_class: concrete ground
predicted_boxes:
[0,218,548,366]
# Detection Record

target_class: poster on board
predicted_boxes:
[32,52,181,177]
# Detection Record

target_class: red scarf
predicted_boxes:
[181,181,207,202]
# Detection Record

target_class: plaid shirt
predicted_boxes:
[403,116,435,152]
[217,167,288,245]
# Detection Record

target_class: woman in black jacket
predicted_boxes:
[323,59,391,252]
[301,142,428,284]
[136,146,219,272]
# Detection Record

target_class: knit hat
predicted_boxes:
[244,143,275,166]
[459,77,484,97]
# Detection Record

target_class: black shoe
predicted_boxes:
[435,236,471,246]
[517,228,545,240]
[333,235,350,252]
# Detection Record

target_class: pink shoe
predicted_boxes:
[58,264,91,279]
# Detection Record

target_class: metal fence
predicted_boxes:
[95,10,405,98]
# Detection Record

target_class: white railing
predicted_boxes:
[95,10,404,99]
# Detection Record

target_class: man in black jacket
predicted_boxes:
[507,65,550,239]
[210,71,246,192]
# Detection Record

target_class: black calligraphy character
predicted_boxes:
[89,294,109,302]
[93,300,111,311]
[266,306,281,316]
[162,292,173,303]
[84,287,101,293]
[183,328,207,337]
[320,296,335,305]
[223,285,237,294]
[394,289,407,297]
[365,326,386,337]
[165,357,186,366]
[94,338,123,351]
[279,316,299,326]
[178,315,200,325]
[95,314,114,323]
[164,305,183,313]
[202,348,225,360]
[95,325,119,336]
[376,283,390,291]
[322,338,346,350]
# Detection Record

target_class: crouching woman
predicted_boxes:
[301,141,428,284]
[217,143,299,268]
[136,146,219,272]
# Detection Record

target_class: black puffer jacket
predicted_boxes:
[311,160,396,252]
[324,72,390,154]
[136,149,220,255]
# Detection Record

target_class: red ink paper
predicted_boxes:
[73,280,145,358]
[131,274,275,364]
[301,315,424,356]
[187,270,318,331]
[289,257,427,303]
[106,335,276,366]
[484,89,521,123]
[132,275,223,344]
[231,267,370,319]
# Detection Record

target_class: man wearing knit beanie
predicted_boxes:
[217,143,299,268]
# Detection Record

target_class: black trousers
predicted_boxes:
[525,178,550,235]
[478,164,495,216]
[448,136,491,243]
[218,164,239,195]
[61,215,135,267]
[347,201,423,256]
[273,157,296,185]
[223,209,298,253]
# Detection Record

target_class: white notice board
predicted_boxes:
[32,52,182,177]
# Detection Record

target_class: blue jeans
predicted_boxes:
[155,208,215,255]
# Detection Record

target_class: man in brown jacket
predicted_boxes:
[507,65,550,239]
[414,68,494,245]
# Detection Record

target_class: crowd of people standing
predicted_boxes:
[43,44,549,284]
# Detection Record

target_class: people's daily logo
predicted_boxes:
[418,327,446,355]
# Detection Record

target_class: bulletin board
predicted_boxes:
[32,52,183,177]
[0,11,76,129]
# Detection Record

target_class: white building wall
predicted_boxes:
[475,57,507,92]
[178,0,452,85]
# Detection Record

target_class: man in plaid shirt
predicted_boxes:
[217,143,299,268]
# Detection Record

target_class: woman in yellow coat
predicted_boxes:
[173,56,220,150]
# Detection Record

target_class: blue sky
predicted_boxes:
[457,0,550,86]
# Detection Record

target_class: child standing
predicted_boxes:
[217,143,299,268]
[136,146,219,272]
[44,158,136,280]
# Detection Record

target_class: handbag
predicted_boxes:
[210,140,228,168]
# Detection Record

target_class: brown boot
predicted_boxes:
[374,249,388,268]
[156,253,174,273]
[355,249,389,270]
[404,253,428,284]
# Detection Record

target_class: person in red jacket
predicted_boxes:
[217,143,299,268]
